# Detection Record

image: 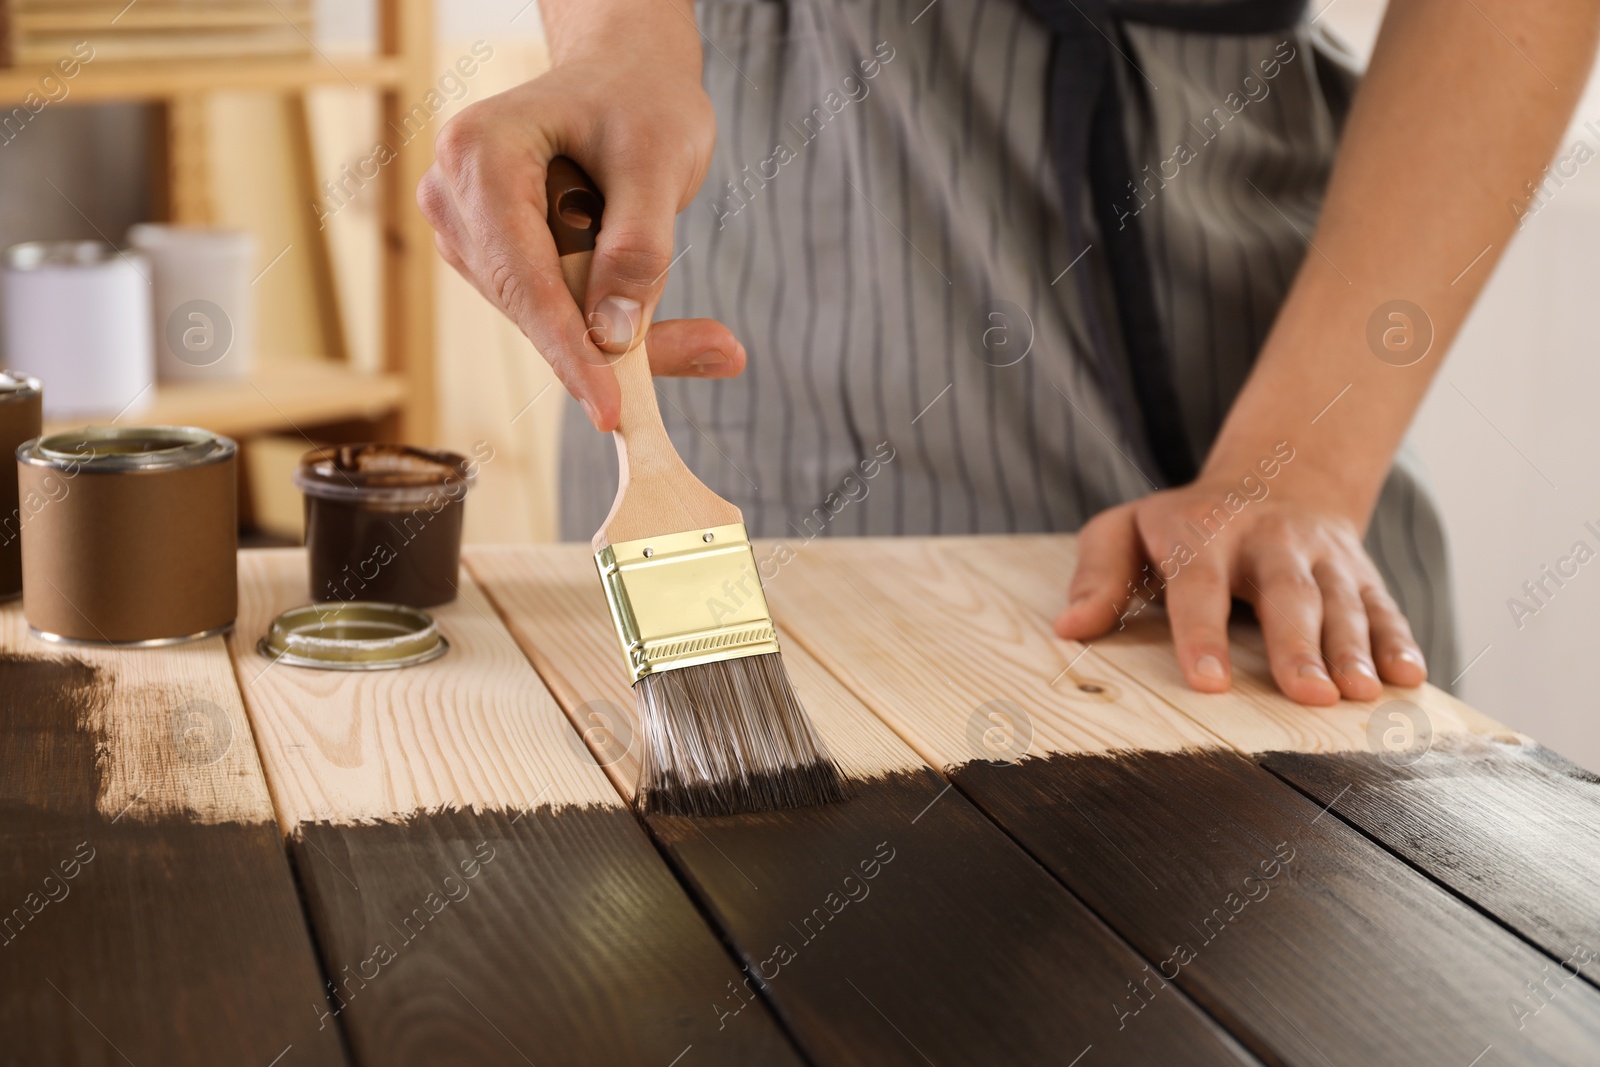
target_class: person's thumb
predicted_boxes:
[1055,504,1146,640]
[584,165,682,356]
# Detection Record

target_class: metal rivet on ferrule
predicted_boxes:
[703,532,715,542]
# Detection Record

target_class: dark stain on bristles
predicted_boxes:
[0,653,344,1065]
[634,652,847,817]
[953,747,1600,1066]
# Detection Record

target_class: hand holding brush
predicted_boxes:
[545,157,846,817]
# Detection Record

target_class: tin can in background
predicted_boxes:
[2,242,153,420]
[127,224,256,384]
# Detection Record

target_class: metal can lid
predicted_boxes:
[257,601,449,670]
[0,370,40,400]
[19,425,236,473]
[293,443,476,506]
[4,240,137,271]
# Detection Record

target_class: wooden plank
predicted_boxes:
[44,362,406,438]
[960,535,1600,982]
[0,602,345,1065]
[227,550,802,1066]
[467,544,1259,1065]
[767,537,1600,1065]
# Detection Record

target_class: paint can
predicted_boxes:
[2,242,154,420]
[17,426,237,645]
[294,444,475,608]
[127,224,256,384]
[0,371,42,599]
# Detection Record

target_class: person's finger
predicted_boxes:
[1313,560,1382,701]
[583,153,686,356]
[1163,553,1233,693]
[1055,504,1144,640]
[642,318,747,378]
[1361,583,1428,687]
[1246,553,1340,705]
[428,129,621,429]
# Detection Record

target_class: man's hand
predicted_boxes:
[416,15,742,432]
[1055,481,1427,706]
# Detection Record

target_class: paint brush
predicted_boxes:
[544,157,845,817]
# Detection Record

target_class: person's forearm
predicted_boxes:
[1203,0,1599,523]
[542,0,701,71]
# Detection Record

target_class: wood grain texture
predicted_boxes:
[766,537,1600,1064]
[957,537,1600,985]
[0,599,344,1065]
[956,534,1521,754]
[468,544,1258,1066]
[1262,736,1600,989]
[227,549,802,1066]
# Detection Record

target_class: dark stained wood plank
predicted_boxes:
[961,747,1600,1065]
[0,640,346,1065]
[469,544,1260,1066]
[1262,735,1600,990]
[958,535,1600,996]
[767,537,1600,1065]
[228,550,804,1066]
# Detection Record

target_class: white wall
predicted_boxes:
[1325,1,1600,771]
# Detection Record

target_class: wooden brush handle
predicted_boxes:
[545,157,742,551]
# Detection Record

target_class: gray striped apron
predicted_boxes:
[559,0,1460,685]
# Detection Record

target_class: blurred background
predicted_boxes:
[1,0,1596,770]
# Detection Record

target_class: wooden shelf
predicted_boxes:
[44,362,407,439]
[0,55,405,106]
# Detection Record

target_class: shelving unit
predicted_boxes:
[1,0,437,444]
[40,362,409,440]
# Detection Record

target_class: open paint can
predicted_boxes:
[0,371,42,599]
[17,426,237,645]
[294,444,475,608]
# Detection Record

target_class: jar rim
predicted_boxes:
[293,443,476,505]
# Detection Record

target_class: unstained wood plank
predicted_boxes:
[767,537,1600,1065]
[227,549,802,1066]
[468,544,1259,1067]
[0,602,345,1066]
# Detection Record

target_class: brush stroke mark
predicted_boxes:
[1262,735,1600,989]
[648,767,1255,1066]
[954,748,1600,1065]
[294,806,804,1066]
[0,653,346,1066]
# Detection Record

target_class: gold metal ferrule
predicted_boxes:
[594,522,781,684]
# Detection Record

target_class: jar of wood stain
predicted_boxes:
[17,426,237,644]
[294,444,476,608]
[0,371,43,599]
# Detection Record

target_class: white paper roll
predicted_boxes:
[2,241,154,420]
[127,224,257,384]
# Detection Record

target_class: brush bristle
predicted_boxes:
[634,652,847,817]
